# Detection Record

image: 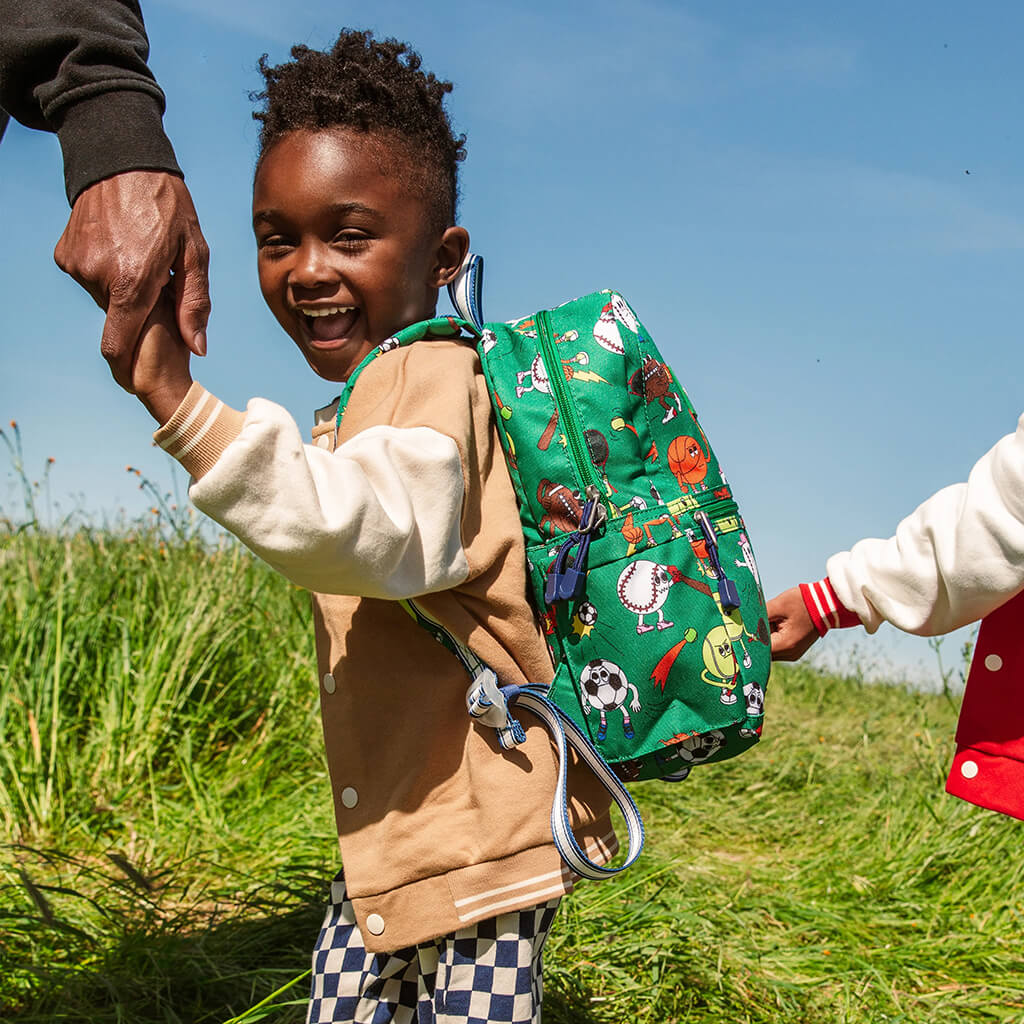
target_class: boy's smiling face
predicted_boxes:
[252,128,467,382]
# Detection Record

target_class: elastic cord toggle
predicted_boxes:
[466,669,527,749]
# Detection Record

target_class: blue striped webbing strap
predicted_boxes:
[397,598,646,880]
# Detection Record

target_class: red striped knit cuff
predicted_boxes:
[800,578,861,636]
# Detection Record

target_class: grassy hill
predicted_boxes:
[1,526,1021,1023]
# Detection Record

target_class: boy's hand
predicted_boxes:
[767,587,819,662]
[132,287,194,425]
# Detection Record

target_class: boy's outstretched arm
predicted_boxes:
[132,289,194,424]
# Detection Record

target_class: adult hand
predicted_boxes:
[54,170,210,390]
[767,586,819,662]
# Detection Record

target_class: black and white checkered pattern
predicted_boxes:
[307,872,560,1024]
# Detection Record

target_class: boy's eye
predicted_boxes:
[257,235,294,253]
[333,230,372,248]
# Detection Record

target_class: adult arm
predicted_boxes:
[770,413,1024,659]
[0,0,179,200]
[0,0,210,386]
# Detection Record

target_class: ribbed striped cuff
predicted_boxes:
[800,578,861,636]
[153,382,246,480]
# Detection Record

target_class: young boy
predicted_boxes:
[129,30,615,1024]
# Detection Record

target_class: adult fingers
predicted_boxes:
[100,284,160,391]
[173,231,211,356]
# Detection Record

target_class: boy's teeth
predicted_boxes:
[304,306,353,317]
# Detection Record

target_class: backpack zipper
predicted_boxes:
[535,308,605,500]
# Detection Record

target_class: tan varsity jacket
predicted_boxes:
[153,340,616,951]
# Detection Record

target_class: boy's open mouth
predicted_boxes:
[300,305,359,347]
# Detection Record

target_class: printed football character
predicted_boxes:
[617,560,683,633]
[580,658,641,741]
[537,479,583,535]
[593,294,638,355]
[628,354,683,424]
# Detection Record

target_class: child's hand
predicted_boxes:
[767,587,819,662]
[132,286,194,424]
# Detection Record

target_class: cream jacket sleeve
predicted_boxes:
[826,412,1024,635]
[153,382,469,598]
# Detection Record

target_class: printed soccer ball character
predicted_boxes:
[580,658,641,742]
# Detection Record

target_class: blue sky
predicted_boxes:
[3,0,1022,683]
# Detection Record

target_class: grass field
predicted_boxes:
[2,512,1022,1023]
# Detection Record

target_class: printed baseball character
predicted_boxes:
[593,294,638,355]
[579,658,641,741]
[537,479,583,536]
[617,559,683,633]
[735,531,761,587]
[628,354,683,424]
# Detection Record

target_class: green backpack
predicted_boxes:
[335,257,770,877]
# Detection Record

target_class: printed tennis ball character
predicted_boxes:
[627,354,683,424]
[593,294,637,355]
[701,624,744,705]
[667,435,709,493]
[579,658,641,742]
[617,559,684,634]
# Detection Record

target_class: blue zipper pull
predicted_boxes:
[695,510,741,611]
[544,488,606,605]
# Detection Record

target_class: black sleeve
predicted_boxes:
[0,0,182,204]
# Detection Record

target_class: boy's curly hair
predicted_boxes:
[251,29,466,229]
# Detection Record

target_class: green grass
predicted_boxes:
[2,521,1022,1023]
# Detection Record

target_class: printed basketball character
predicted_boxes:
[628,354,683,424]
[668,435,709,492]
[593,294,638,355]
[537,479,583,536]
[580,658,641,741]
[617,559,683,633]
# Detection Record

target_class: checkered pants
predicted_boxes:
[307,872,560,1024]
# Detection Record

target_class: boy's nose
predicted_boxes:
[290,240,337,289]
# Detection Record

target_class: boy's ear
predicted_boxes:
[431,226,470,287]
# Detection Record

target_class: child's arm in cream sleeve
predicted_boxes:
[770,414,1024,659]
[132,298,469,600]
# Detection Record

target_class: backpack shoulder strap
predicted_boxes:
[334,315,478,431]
